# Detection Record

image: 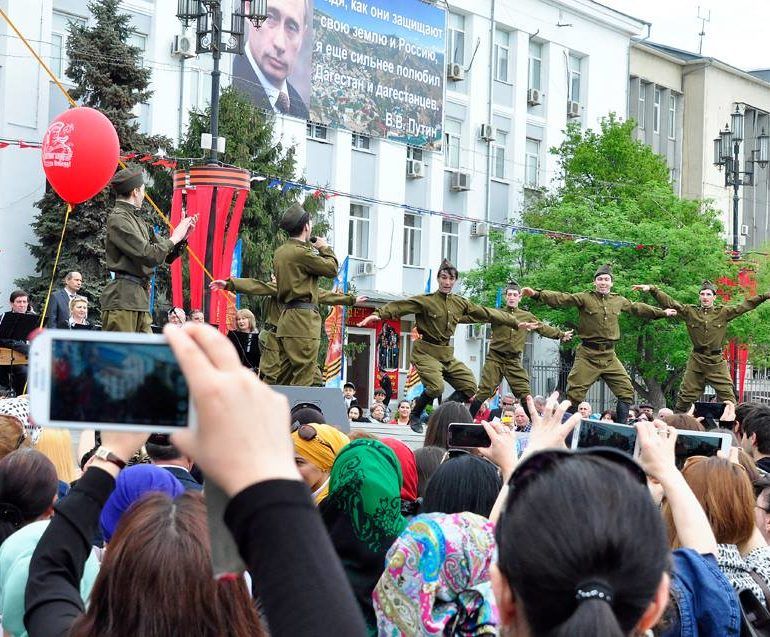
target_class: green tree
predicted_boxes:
[17,0,171,315]
[464,115,759,408]
[176,86,329,325]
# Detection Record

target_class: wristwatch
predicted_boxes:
[93,447,127,470]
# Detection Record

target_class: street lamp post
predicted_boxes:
[712,105,769,391]
[175,0,268,317]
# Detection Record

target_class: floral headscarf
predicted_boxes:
[373,512,499,636]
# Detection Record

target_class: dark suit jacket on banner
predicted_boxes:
[232,54,309,120]
[47,289,72,329]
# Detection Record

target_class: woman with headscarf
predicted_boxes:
[291,423,350,504]
[373,512,499,636]
[380,438,419,516]
[99,464,184,544]
[321,438,407,634]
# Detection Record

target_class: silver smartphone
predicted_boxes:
[571,419,639,457]
[28,329,195,433]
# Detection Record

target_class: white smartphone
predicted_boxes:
[29,329,195,433]
[674,429,732,469]
[571,419,639,457]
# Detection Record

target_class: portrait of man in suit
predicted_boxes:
[232,0,312,119]
[48,271,83,329]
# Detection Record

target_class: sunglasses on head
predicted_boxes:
[508,447,647,504]
[291,421,335,454]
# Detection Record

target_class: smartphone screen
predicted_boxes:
[674,432,726,469]
[447,423,491,448]
[574,419,637,456]
[693,401,726,420]
[49,339,189,428]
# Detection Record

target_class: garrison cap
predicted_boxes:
[110,165,145,195]
[700,280,717,293]
[437,258,458,277]
[506,280,521,292]
[279,202,308,232]
[594,263,613,279]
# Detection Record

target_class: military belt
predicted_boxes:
[284,300,318,311]
[581,340,615,351]
[421,335,450,346]
[694,346,722,355]
[112,271,149,287]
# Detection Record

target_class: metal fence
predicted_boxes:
[525,362,770,411]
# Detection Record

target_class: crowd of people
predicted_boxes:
[2,322,770,635]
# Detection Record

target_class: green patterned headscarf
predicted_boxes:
[323,439,408,634]
[327,438,406,552]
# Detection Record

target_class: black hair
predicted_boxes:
[421,454,502,518]
[736,402,760,436]
[146,441,183,462]
[413,446,444,499]
[282,212,311,237]
[423,401,473,449]
[9,289,28,303]
[291,404,325,425]
[496,454,668,636]
[0,449,57,544]
[743,406,770,455]
[437,265,458,279]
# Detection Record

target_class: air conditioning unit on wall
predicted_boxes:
[406,159,425,178]
[466,324,483,339]
[567,100,581,118]
[449,171,471,191]
[527,88,542,106]
[357,261,375,276]
[470,221,489,237]
[447,62,464,81]
[479,124,495,142]
[171,34,196,58]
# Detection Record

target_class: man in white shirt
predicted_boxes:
[232,0,310,119]
[48,271,83,329]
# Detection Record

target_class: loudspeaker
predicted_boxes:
[271,385,349,432]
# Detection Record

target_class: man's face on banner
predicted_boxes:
[250,0,307,88]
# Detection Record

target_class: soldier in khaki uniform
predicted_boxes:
[468,281,573,418]
[358,259,538,425]
[272,203,340,386]
[522,264,677,423]
[101,166,196,333]
[633,280,770,412]
[209,274,366,384]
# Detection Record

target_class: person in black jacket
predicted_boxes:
[25,323,367,637]
[145,434,202,491]
[47,272,83,329]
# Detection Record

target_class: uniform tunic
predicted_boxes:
[227,277,356,385]
[649,286,770,411]
[473,306,565,402]
[530,289,669,408]
[375,292,520,398]
[101,200,184,333]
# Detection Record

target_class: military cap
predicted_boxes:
[700,280,717,293]
[279,202,308,232]
[110,165,145,195]
[594,263,613,279]
[506,280,521,292]
[437,258,458,277]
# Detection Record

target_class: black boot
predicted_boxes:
[520,399,533,422]
[446,390,470,403]
[616,401,631,424]
[409,392,433,432]
[469,398,483,418]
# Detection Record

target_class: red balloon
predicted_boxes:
[41,107,120,204]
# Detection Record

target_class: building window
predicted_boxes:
[494,29,510,83]
[525,138,540,187]
[447,13,465,65]
[306,122,328,141]
[653,88,661,134]
[352,133,371,150]
[403,213,422,266]
[528,40,542,91]
[493,130,508,179]
[441,220,459,264]
[407,146,424,162]
[348,204,370,259]
[399,321,414,372]
[444,118,462,169]
[127,32,147,66]
[568,54,582,103]
[668,94,676,140]
[638,82,646,129]
[51,12,86,79]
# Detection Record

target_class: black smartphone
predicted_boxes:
[447,423,491,448]
[572,419,638,456]
[693,401,726,421]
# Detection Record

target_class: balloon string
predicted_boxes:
[38,204,72,331]
[0,8,234,313]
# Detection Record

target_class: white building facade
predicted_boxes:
[0,0,644,400]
